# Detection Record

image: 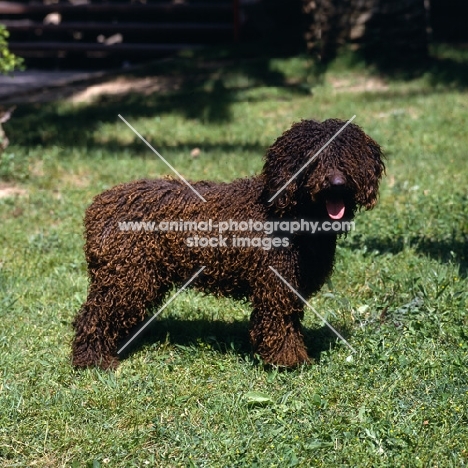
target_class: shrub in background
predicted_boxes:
[0,25,23,74]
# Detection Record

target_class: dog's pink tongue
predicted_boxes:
[326,200,345,220]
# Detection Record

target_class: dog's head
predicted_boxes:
[262,119,385,220]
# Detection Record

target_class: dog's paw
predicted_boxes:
[266,347,310,368]
[256,335,310,368]
[72,346,119,370]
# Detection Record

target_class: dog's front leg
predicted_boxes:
[249,282,309,367]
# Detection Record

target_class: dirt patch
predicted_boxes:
[69,76,183,103]
[2,73,184,104]
[2,66,389,105]
[59,171,91,188]
[329,76,388,92]
[0,183,27,199]
[377,107,419,119]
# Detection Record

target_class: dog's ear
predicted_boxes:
[359,135,385,210]
[262,145,301,217]
[262,120,324,216]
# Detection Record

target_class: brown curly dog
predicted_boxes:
[72,119,385,369]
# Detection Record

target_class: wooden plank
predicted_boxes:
[1,20,233,34]
[8,41,203,53]
[1,1,237,61]
[0,1,232,15]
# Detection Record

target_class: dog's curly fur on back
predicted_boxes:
[72,119,384,369]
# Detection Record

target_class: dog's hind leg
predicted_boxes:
[72,264,161,369]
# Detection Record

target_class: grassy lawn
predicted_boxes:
[1,45,467,467]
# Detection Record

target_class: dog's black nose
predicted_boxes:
[329,174,346,186]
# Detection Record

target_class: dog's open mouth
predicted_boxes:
[326,199,345,220]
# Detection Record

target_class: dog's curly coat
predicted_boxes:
[72,119,384,369]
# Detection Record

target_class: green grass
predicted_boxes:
[1,44,467,467]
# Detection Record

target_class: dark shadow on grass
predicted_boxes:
[369,53,468,90]
[118,317,252,362]
[7,48,312,150]
[7,43,468,152]
[303,324,350,362]
[317,43,468,90]
[117,315,344,366]
[349,235,468,278]
[414,238,468,278]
